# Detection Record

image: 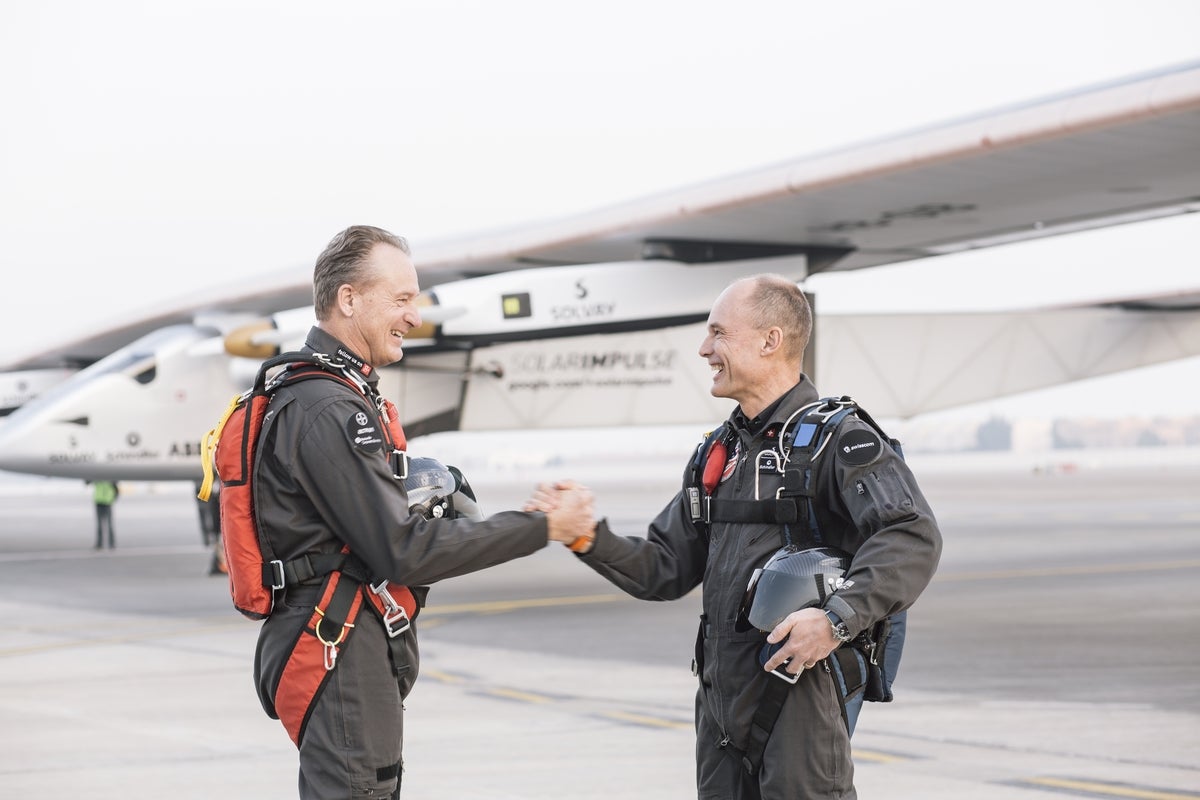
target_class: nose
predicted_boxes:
[407,305,422,330]
[698,333,713,359]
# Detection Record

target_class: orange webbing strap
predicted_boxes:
[273,570,365,747]
[381,397,407,451]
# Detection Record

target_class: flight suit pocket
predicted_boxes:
[860,465,915,525]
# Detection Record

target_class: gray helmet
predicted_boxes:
[404,457,483,521]
[738,546,851,632]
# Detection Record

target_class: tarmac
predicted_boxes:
[3,594,1198,800]
[1,465,1199,799]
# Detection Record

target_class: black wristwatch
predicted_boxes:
[824,610,852,644]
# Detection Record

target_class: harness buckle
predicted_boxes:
[268,559,286,591]
[370,580,412,638]
[704,494,713,524]
[687,487,702,522]
[391,449,408,480]
[754,448,783,501]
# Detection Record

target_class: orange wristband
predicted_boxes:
[567,533,595,554]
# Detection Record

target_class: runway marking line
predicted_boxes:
[600,710,691,730]
[481,687,556,704]
[421,594,624,615]
[853,748,909,764]
[1019,776,1200,800]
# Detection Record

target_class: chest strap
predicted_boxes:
[694,398,858,530]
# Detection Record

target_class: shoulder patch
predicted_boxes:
[836,427,882,466]
[345,409,383,453]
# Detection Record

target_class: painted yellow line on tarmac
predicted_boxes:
[853,749,908,764]
[936,559,1200,583]
[601,710,691,729]
[484,687,555,704]
[423,669,467,684]
[421,594,624,615]
[1022,776,1200,800]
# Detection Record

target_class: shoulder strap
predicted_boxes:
[686,425,730,524]
[742,674,791,775]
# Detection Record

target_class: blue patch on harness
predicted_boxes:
[793,422,818,448]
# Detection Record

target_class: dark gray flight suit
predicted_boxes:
[253,327,550,799]
[580,378,942,800]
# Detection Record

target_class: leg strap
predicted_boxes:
[273,571,364,746]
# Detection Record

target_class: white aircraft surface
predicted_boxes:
[0,60,1199,494]
[0,368,76,419]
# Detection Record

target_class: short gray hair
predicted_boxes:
[313,225,410,320]
[740,274,811,361]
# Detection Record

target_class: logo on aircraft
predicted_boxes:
[550,280,616,323]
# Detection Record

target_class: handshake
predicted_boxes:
[525,480,597,554]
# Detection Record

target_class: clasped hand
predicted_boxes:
[526,480,595,547]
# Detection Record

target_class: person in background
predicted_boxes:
[92,479,119,549]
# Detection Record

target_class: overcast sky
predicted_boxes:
[2,1,1198,421]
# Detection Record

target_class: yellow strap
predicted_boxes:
[197,394,243,501]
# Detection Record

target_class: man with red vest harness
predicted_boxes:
[251,225,596,799]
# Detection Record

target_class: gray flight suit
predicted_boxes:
[253,327,550,799]
[580,378,942,800]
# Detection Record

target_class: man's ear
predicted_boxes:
[335,283,356,317]
[762,327,783,355]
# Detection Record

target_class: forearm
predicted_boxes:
[578,501,706,602]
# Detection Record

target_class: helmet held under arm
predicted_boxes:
[403,457,484,521]
[738,546,851,632]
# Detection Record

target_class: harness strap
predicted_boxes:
[269,567,420,748]
[273,570,365,746]
[270,552,350,588]
[704,496,805,524]
[742,670,793,775]
[364,585,419,680]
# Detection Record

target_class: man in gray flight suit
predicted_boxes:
[252,225,597,799]
[531,273,941,799]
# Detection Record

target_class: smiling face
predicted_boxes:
[699,281,771,411]
[698,277,803,419]
[332,243,422,367]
